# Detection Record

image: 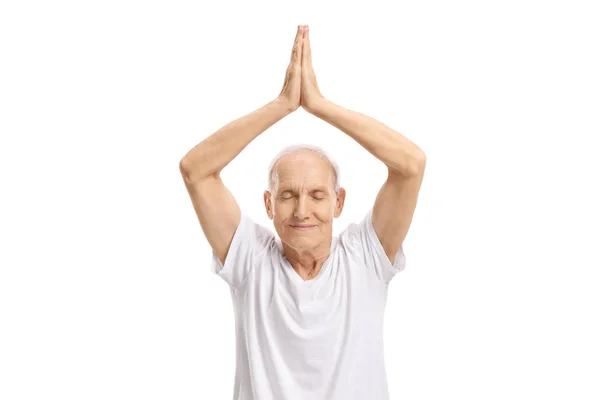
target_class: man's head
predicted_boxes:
[263,144,346,253]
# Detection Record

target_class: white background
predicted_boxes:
[1,0,599,399]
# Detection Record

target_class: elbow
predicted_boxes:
[179,158,199,183]
[406,151,426,178]
[415,151,426,171]
[179,158,191,176]
[179,158,219,184]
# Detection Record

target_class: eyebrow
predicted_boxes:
[280,187,328,193]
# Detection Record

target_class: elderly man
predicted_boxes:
[179,24,426,400]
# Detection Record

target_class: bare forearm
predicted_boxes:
[180,97,292,182]
[309,98,425,176]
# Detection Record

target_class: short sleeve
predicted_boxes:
[211,210,274,289]
[340,207,407,284]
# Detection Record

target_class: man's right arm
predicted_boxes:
[179,97,292,267]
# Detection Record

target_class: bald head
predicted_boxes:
[267,144,341,196]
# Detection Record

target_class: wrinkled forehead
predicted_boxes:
[273,152,335,190]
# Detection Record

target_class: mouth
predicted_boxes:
[290,225,316,230]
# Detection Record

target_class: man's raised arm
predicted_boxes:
[177,96,289,269]
[178,26,305,270]
[299,25,426,269]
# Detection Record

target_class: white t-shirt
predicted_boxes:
[211,207,406,400]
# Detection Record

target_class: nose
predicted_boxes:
[293,195,310,220]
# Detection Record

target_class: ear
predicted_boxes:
[334,187,346,218]
[264,190,273,219]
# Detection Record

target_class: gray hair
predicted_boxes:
[267,144,341,195]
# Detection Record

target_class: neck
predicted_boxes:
[281,239,332,279]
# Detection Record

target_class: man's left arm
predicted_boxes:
[309,98,426,264]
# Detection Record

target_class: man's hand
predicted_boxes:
[300,25,325,113]
[278,25,304,113]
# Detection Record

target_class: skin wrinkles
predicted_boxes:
[263,149,346,280]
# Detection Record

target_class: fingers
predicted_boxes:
[302,25,311,66]
[290,25,303,64]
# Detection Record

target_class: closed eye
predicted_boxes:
[279,191,327,200]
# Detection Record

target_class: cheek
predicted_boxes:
[317,203,336,221]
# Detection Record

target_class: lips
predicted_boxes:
[290,224,316,229]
